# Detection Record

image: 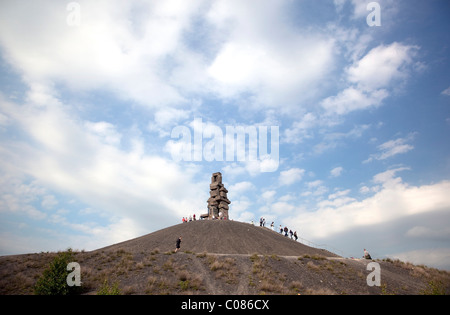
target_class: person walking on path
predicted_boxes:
[284,226,288,237]
[294,231,298,241]
[175,236,182,253]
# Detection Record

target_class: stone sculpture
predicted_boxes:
[201,172,231,220]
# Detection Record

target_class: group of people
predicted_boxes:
[253,217,275,230]
[280,225,298,241]
[182,214,196,222]
[182,214,229,222]
[251,217,299,242]
[258,217,269,227]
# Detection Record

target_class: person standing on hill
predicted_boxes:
[175,236,182,253]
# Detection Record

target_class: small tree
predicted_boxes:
[34,249,79,295]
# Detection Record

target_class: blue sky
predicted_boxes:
[0,0,449,269]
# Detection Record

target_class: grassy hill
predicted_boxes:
[1,220,449,295]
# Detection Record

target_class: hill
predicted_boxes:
[1,220,449,295]
[99,219,338,257]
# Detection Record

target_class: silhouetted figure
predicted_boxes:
[175,236,182,253]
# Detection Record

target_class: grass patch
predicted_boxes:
[97,279,121,295]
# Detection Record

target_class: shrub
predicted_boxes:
[34,249,80,295]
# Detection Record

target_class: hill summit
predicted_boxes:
[100,219,337,257]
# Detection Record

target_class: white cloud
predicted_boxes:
[347,42,417,91]
[148,108,191,137]
[204,0,336,109]
[350,0,370,18]
[307,180,324,189]
[317,196,355,209]
[0,88,206,250]
[313,124,370,155]
[359,185,380,194]
[270,201,297,215]
[41,195,58,209]
[0,0,207,107]
[328,189,351,200]
[330,166,344,178]
[441,86,450,96]
[364,134,415,162]
[261,190,276,203]
[376,138,414,160]
[0,173,47,221]
[289,168,450,239]
[234,210,255,223]
[221,163,246,179]
[322,42,418,115]
[0,0,337,111]
[303,180,329,197]
[228,181,255,198]
[84,121,122,146]
[279,168,305,186]
[283,113,317,144]
[321,87,388,115]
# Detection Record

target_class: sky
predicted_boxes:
[0,0,449,270]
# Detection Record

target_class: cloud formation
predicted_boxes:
[0,85,207,250]
[289,168,450,240]
[322,42,418,115]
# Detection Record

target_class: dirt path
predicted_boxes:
[235,257,251,295]
[187,253,224,295]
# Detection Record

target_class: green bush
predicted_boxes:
[34,249,80,295]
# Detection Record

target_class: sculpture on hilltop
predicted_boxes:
[201,172,231,220]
